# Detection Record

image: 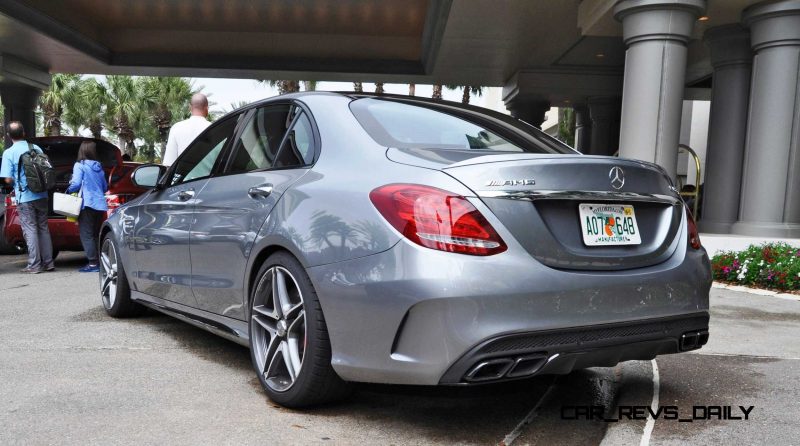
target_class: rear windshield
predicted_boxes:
[350,98,573,154]
[33,139,120,168]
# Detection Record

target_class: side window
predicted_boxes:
[170,117,238,186]
[227,105,292,174]
[275,112,315,167]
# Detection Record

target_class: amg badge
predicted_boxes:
[485,179,536,187]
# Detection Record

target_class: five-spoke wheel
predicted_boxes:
[99,233,144,318]
[100,238,119,310]
[251,266,306,392]
[249,252,351,407]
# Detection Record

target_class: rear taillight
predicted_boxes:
[369,184,507,256]
[686,205,701,249]
[105,194,131,211]
[106,194,122,209]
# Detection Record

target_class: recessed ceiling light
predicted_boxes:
[595,53,605,59]
[698,16,709,21]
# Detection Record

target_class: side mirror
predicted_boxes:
[132,164,166,189]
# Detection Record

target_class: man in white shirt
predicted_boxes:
[162,93,211,165]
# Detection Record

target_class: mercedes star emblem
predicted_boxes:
[609,166,625,190]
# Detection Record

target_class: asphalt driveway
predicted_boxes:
[1,252,798,445]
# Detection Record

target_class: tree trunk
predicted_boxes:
[89,121,102,139]
[374,83,384,94]
[409,83,416,96]
[462,86,470,104]
[432,84,443,100]
[353,82,363,93]
[43,107,61,137]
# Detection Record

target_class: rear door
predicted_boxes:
[131,116,239,307]
[188,103,317,319]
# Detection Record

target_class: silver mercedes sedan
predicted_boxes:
[100,92,711,407]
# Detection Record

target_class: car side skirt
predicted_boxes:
[131,290,250,347]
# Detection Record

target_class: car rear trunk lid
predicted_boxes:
[388,148,684,271]
[28,137,123,219]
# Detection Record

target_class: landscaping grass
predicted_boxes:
[711,243,800,292]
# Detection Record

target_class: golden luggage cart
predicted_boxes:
[610,145,702,218]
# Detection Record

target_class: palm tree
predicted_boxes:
[432,84,443,100]
[104,75,140,157]
[80,78,108,139]
[446,85,484,104]
[140,76,195,159]
[39,74,80,136]
[558,108,576,146]
[408,83,416,96]
[262,80,300,95]
[61,77,107,137]
[374,82,385,94]
[461,86,483,104]
[302,81,317,92]
[353,82,363,93]
[60,78,86,136]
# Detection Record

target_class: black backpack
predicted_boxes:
[17,143,56,193]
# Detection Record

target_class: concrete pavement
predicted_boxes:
[1,251,798,445]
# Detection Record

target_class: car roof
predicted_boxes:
[223,91,526,129]
[232,91,485,111]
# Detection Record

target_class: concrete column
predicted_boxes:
[1,84,40,149]
[614,0,706,179]
[507,99,551,128]
[733,1,800,237]
[574,105,592,153]
[587,96,621,156]
[699,25,752,234]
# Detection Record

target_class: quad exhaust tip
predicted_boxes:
[680,330,709,351]
[464,354,549,382]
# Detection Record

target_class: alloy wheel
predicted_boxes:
[100,238,118,309]
[251,266,307,392]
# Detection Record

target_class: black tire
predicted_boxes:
[100,233,145,318]
[51,250,59,260]
[249,251,351,408]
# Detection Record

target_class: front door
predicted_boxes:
[131,115,239,307]
[189,104,318,318]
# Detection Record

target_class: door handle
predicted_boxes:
[248,184,274,198]
[177,190,195,201]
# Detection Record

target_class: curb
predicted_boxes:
[712,282,800,301]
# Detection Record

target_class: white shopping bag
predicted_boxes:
[52,192,83,218]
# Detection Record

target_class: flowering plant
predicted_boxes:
[711,243,800,292]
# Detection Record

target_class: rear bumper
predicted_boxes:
[3,207,83,250]
[307,237,711,386]
[439,312,708,384]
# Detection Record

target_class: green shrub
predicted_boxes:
[711,243,800,291]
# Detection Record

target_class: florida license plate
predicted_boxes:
[579,203,641,246]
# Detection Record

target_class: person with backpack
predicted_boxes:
[0,121,55,274]
[65,141,108,273]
